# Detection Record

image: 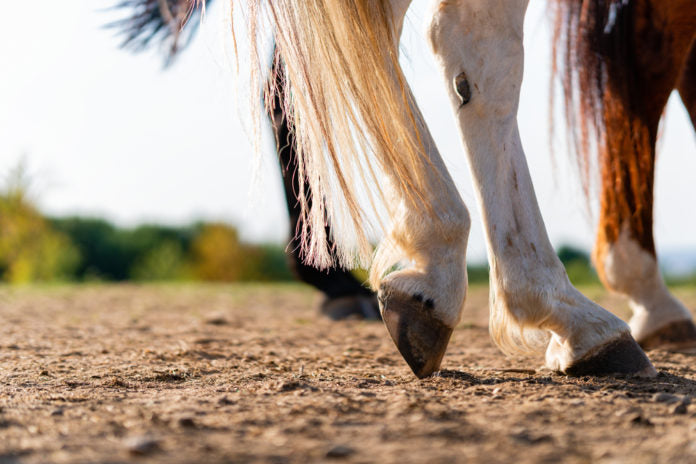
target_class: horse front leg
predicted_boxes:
[365,0,472,378]
[427,0,654,375]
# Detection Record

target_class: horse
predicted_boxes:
[114,0,695,379]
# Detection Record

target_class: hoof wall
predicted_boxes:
[565,333,656,377]
[379,287,453,378]
[637,319,696,352]
[320,295,381,321]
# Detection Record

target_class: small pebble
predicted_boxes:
[125,436,161,455]
[616,406,642,417]
[50,409,64,417]
[629,414,653,427]
[205,316,228,326]
[178,417,196,428]
[326,445,355,459]
[673,402,689,415]
[652,393,679,404]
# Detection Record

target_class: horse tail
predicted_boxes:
[110,0,210,63]
[548,0,656,252]
[245,1,439,269]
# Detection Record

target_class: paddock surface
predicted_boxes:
[2,284,696,463]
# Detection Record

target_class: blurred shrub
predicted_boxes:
[191,223,246,281]
[190,223,293,282]
[467,264,489,284]
[557,245,599,285]
[0,165,79,283]
[50,218,197,281]
[0,161,604,285]
[131,240,190,281]
[243,244,294,281]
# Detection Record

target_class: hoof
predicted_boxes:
[379,286,453,378]
[637,319,696,352]
[320,295,381,321]
[565,333,656,377]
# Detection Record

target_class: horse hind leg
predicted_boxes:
[427,0,654,375]
[678,38,696,133]
[593,135,696,351]
[594,4,696,351]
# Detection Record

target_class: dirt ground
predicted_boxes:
[2,284,696,463]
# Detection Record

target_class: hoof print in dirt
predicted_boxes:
[638,319,696,352]
[564,333,656,378]
[378,285,452,379]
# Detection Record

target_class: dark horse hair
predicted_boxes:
[550,0,657,253]
[551,0,696,264]
[109,0,212,63]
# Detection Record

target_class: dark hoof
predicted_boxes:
[637,319,696,352]
[378,286,453,378]
[320,295,381,321]
[565,333,656,377]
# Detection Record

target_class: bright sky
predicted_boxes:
[1,1,695,264]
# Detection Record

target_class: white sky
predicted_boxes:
[1,1,695,264]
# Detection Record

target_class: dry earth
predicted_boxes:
[2,283,696,463]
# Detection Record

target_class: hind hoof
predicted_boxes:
[379,286,453,378]
[320,295,381,321]
[564,333,656,377]
[637,319,696,352]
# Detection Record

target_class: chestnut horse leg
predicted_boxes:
[593,2,696,350]
[677,39,696,129]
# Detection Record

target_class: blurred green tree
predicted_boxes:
[131,240,190,281]
[557,245,599,285]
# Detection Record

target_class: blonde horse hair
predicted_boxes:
[237,0,443,270]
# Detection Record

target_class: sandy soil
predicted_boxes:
[2,283,696,463]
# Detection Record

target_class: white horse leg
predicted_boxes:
[427,0,655,375]
[370,0,471,378]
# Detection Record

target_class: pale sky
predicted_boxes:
[1,1,695,264]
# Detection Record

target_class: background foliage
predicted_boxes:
[0,163,626,286]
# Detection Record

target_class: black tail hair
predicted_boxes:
[108,0,213,65]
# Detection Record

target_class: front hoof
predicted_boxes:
[636,319,696,352]
[564,333,656,377]
[379,286,453,378]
